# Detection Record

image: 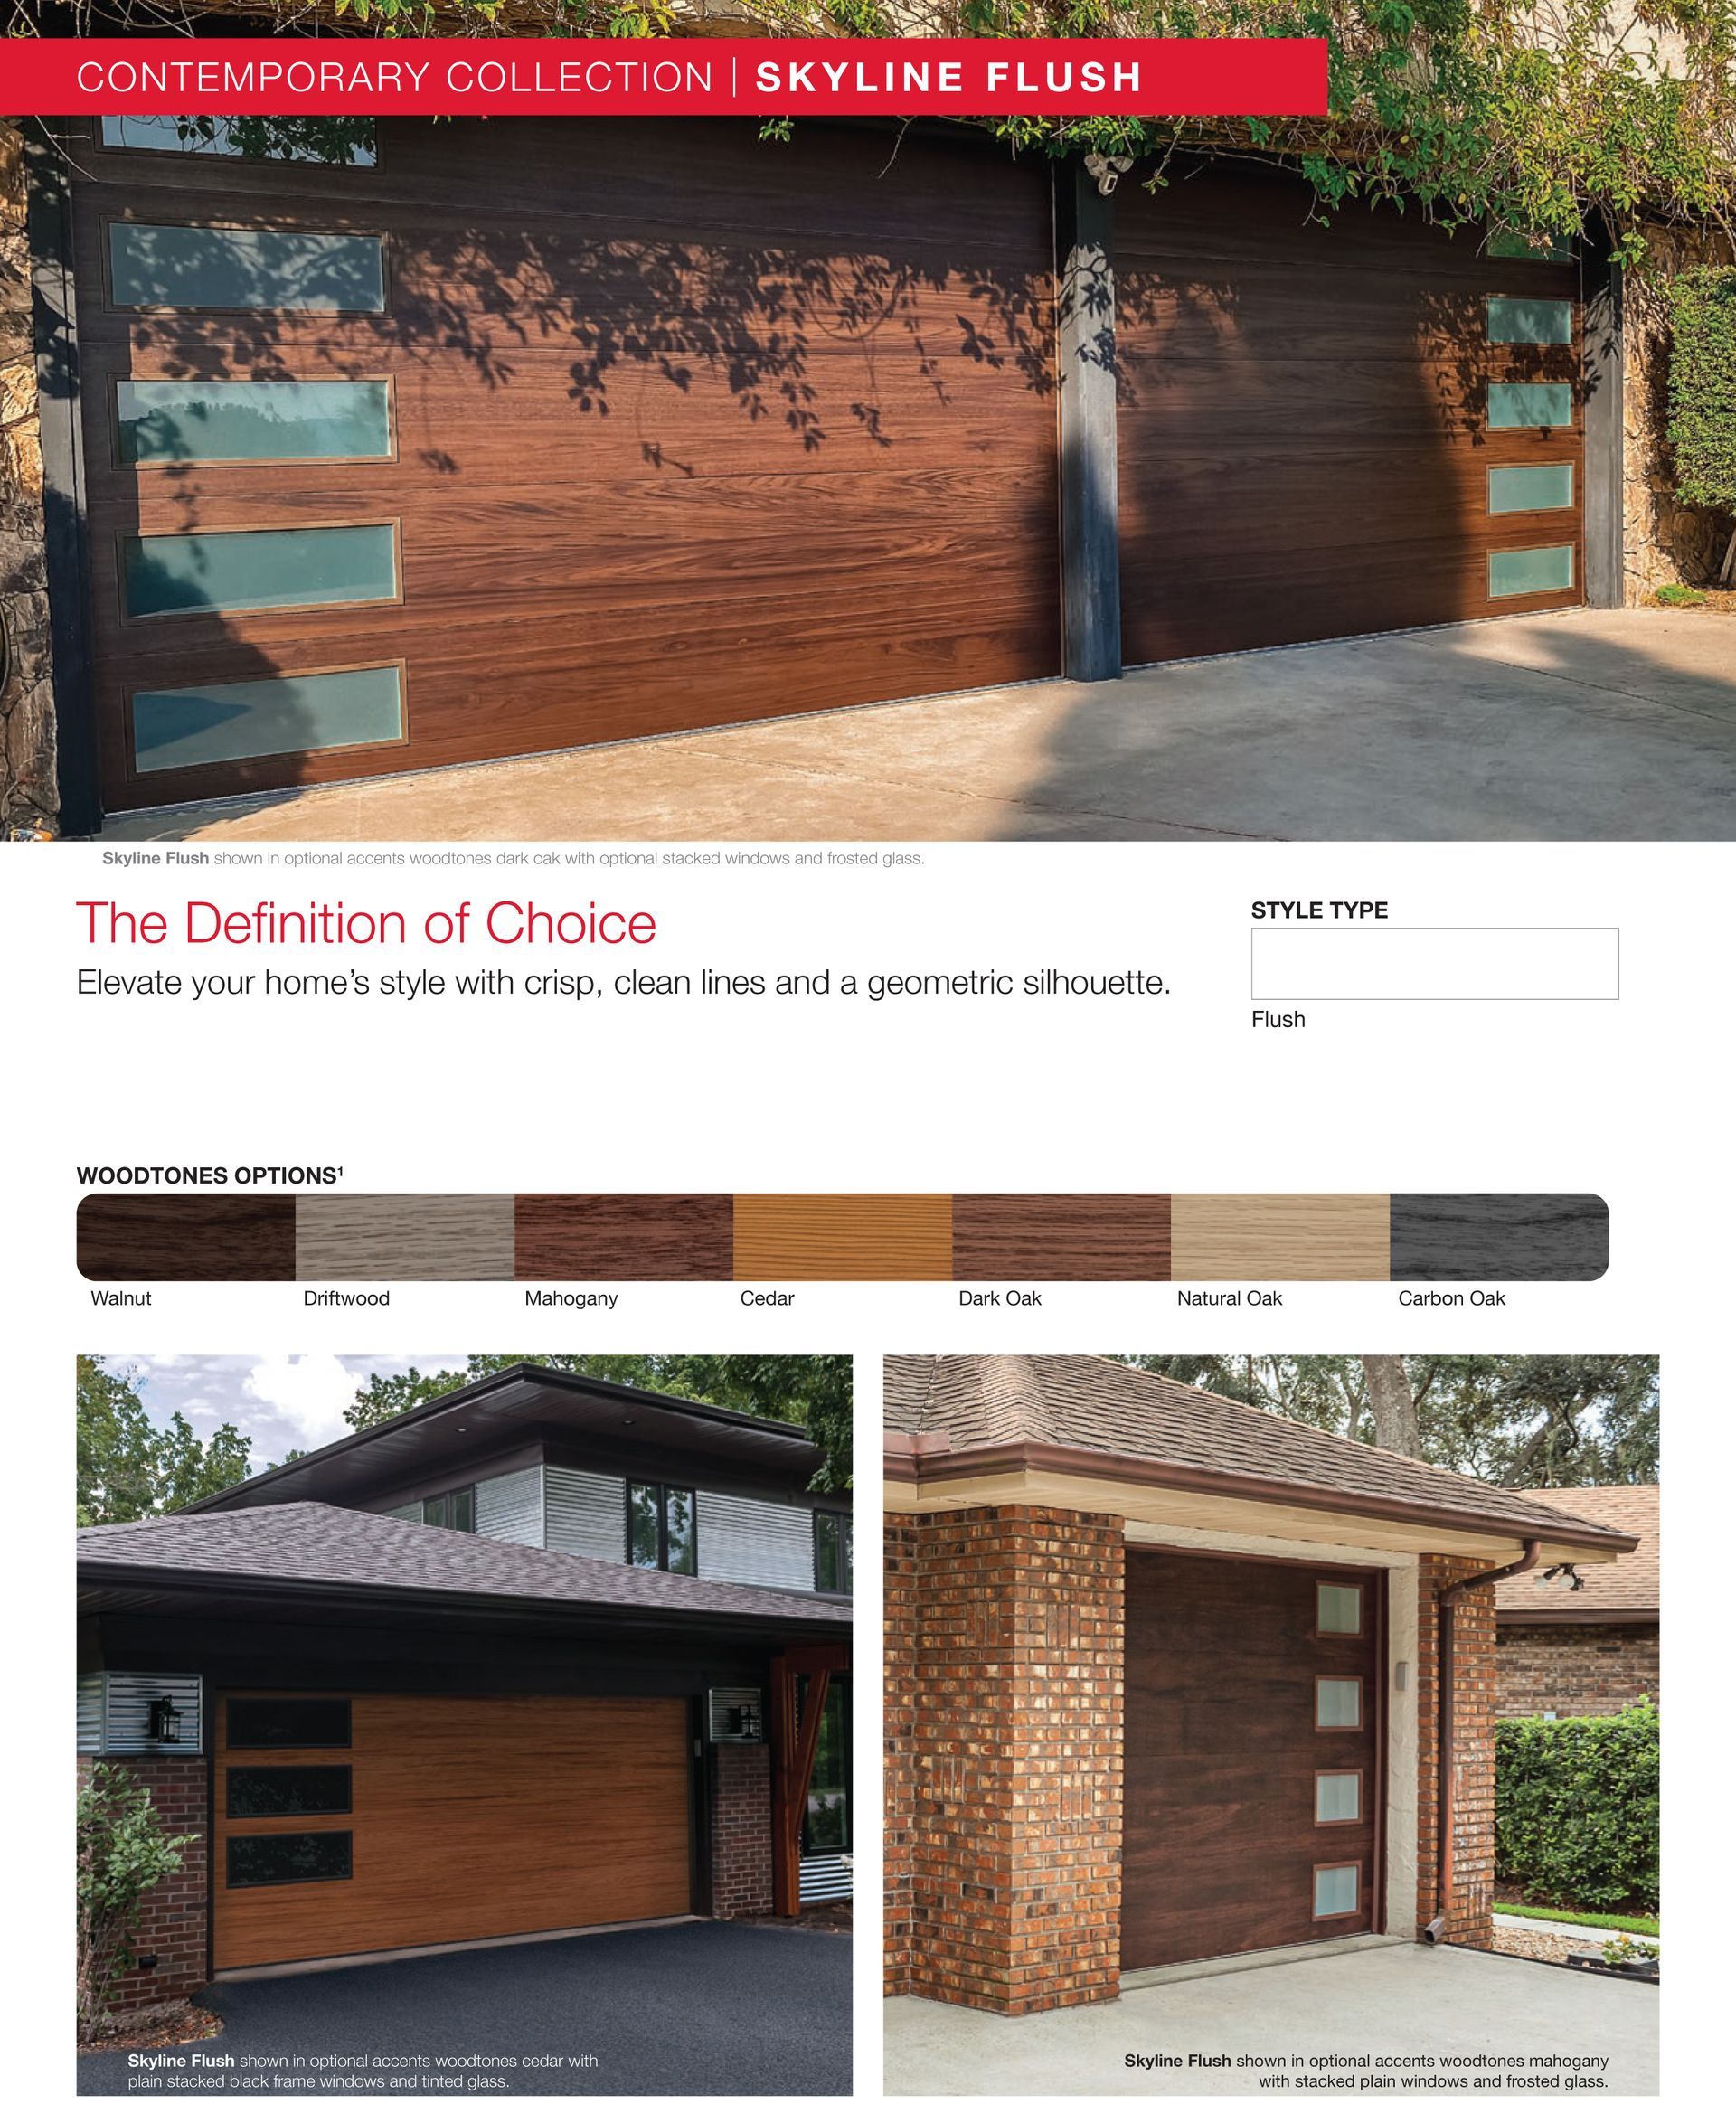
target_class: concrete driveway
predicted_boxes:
[95,609,1736,844]
[884,1940,1657,2096]
[79,1920,851,2095]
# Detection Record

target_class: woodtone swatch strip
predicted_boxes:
[1169,1194,1392,1282]
[952,1194,1173,1281]
[1390,1194,1609,1282]
[295,1193,515,1281]
[514,1194,734,1281]
[77,1194,297,1281]
[732,1194,954,1281]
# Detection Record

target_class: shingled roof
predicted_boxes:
[1495,1485,1659,1617]
[78,1502,853,1628]
[885,1355,1638,1554]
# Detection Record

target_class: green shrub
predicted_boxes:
[1655,583,1709,607]
[76,1765,191,2042]
[1668,269,1736,584]
[1495,1700,1659,1913]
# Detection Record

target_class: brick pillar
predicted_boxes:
[883,1516,918,1994]
[80,1754,210,2011]
[1415,1556,1497,1949]
[902,1504,1123,2014]
[709,1741,773,1919]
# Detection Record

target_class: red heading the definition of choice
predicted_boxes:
[10,37,1328,118]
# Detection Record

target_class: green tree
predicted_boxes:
[76,1357,254,1524]
[76,1765,192,2041]
[344,1354,853,1489]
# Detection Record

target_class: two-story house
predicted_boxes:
[77,1363,852,2009]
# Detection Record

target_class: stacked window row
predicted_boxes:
[1482,271,1579,603]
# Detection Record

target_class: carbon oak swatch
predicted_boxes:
[1390,1194,1609,1282]
[953,1194,1173,1280]
[514,1194,734,1281]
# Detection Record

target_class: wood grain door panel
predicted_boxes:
[213,1693,693,1968]
[1122,1551,1381,1970]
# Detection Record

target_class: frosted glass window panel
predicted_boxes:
[100,116,376,165]
[1316,1772,1362,1824]
[1316,1582,1363,1635]
[117,381,392,465]
[124,524,397,618]
[1314,1864,1360,1918]
[1316,1677,1362,1729]
[110,223,385,312]
[1488,382,1573,430]
[131,665,403,773]
[1486,297,1573,345]
[1489,545,1575,599]
[1488,226,1574,264]
[1488,465,1574,514]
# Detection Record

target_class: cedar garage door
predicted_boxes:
[1117,162,1585,664]
[213,1692,692,1969]
[70,119,1061,813]
[1123,1551,1382,1971]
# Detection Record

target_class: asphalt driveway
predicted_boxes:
[79,1921,851,2096]
[885,1939,1657,2095]
[93,609,1736,844]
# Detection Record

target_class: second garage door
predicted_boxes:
[1123,1551,1382,1971]
[213,1691,693,1969]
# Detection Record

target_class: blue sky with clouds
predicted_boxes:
[111,1355,470,1468]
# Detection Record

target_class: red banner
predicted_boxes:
[3,37,1327,118]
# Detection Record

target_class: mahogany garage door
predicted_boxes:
[69,118,1061,815]
[1123,1551,1382,1971]
[212,1692,692,1969]
[1117,160,1585,663]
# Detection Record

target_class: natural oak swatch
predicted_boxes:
[732,1194,953,1281]
[1170,1194,1392,1281]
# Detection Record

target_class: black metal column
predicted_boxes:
[1055,162,1122,684]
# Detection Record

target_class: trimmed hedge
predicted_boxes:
[1495,1700,1660,1912]
[1667,269,1736,517]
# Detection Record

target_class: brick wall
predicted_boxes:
[1415,1556,1496,1950]
[709,1741,772,1919]
[891,1505,1123,2015]
[1496,1623,1659,1720]
[80,1754,210,2013]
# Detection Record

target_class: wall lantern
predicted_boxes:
[147,1695,183,1745]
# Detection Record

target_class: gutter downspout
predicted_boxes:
[1422,1540,1541,1946]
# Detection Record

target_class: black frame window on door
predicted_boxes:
[626,1481,696,1574]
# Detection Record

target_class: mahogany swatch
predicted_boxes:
[514,1194,734,1281]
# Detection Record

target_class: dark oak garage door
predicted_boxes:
[70,119,1061,812]
[1117,162,1584,664]
[213,1692,692,1969]
[1123,1551,1382,1971]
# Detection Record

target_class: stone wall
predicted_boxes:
[1624,221,1736,600]
[1496,1622,1659,1721]
[890,1504,1124,2015]
[1414,1556,1498,1950]
[1,118,58,834]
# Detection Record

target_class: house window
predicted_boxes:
[1313,1863,1361,1919]
[423,1486,476,1532]
[1316,1582,1363,1636]
[814,1512,853,1593]
[226,1832,353,1888]
[1315,1771,1363,1825]
[227,1766,352,1819]
[1316,1677,1363,1730]
[626,1483,696,1574]
[802,1678,850,1855]
[227,1698,351,1750]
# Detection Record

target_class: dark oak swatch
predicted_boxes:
[953,1194,1172,1281]
[78,1194,296,1281]
[514,1194,734,1281]
[1390,1194,1609,1282]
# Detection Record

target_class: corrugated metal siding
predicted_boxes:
[476,1464,545,1548]
[697,1492,814,1591]
[799,1854,853,1902]
[545,1466,625,1561]
[77,1671,204,1754]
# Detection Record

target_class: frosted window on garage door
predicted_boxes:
[1486,297,1573,345]
[1314,1864,1360,1917]
[110,223,385,312]
[1316,1772,1362,1823]
[1487,382,1573,430]
[1489,546,1575,599]
[123,524,398,618]
[1316,1678,1362,1729]
[1488,465,1574,514]
[131,665,402,773]
[117,380,392,465]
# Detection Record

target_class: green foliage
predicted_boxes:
[1498,1901,1660,1935]
[1495,1701,1660,1912]
[1119,1354,1659,1483]
[1667,268,1736,513]
[344,1354,853,1489]
[76,1356,253,1525]
[1655,580,1711,602]
[77,1765,192,2040]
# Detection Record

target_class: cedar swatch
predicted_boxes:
[732,1194,953,1281]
